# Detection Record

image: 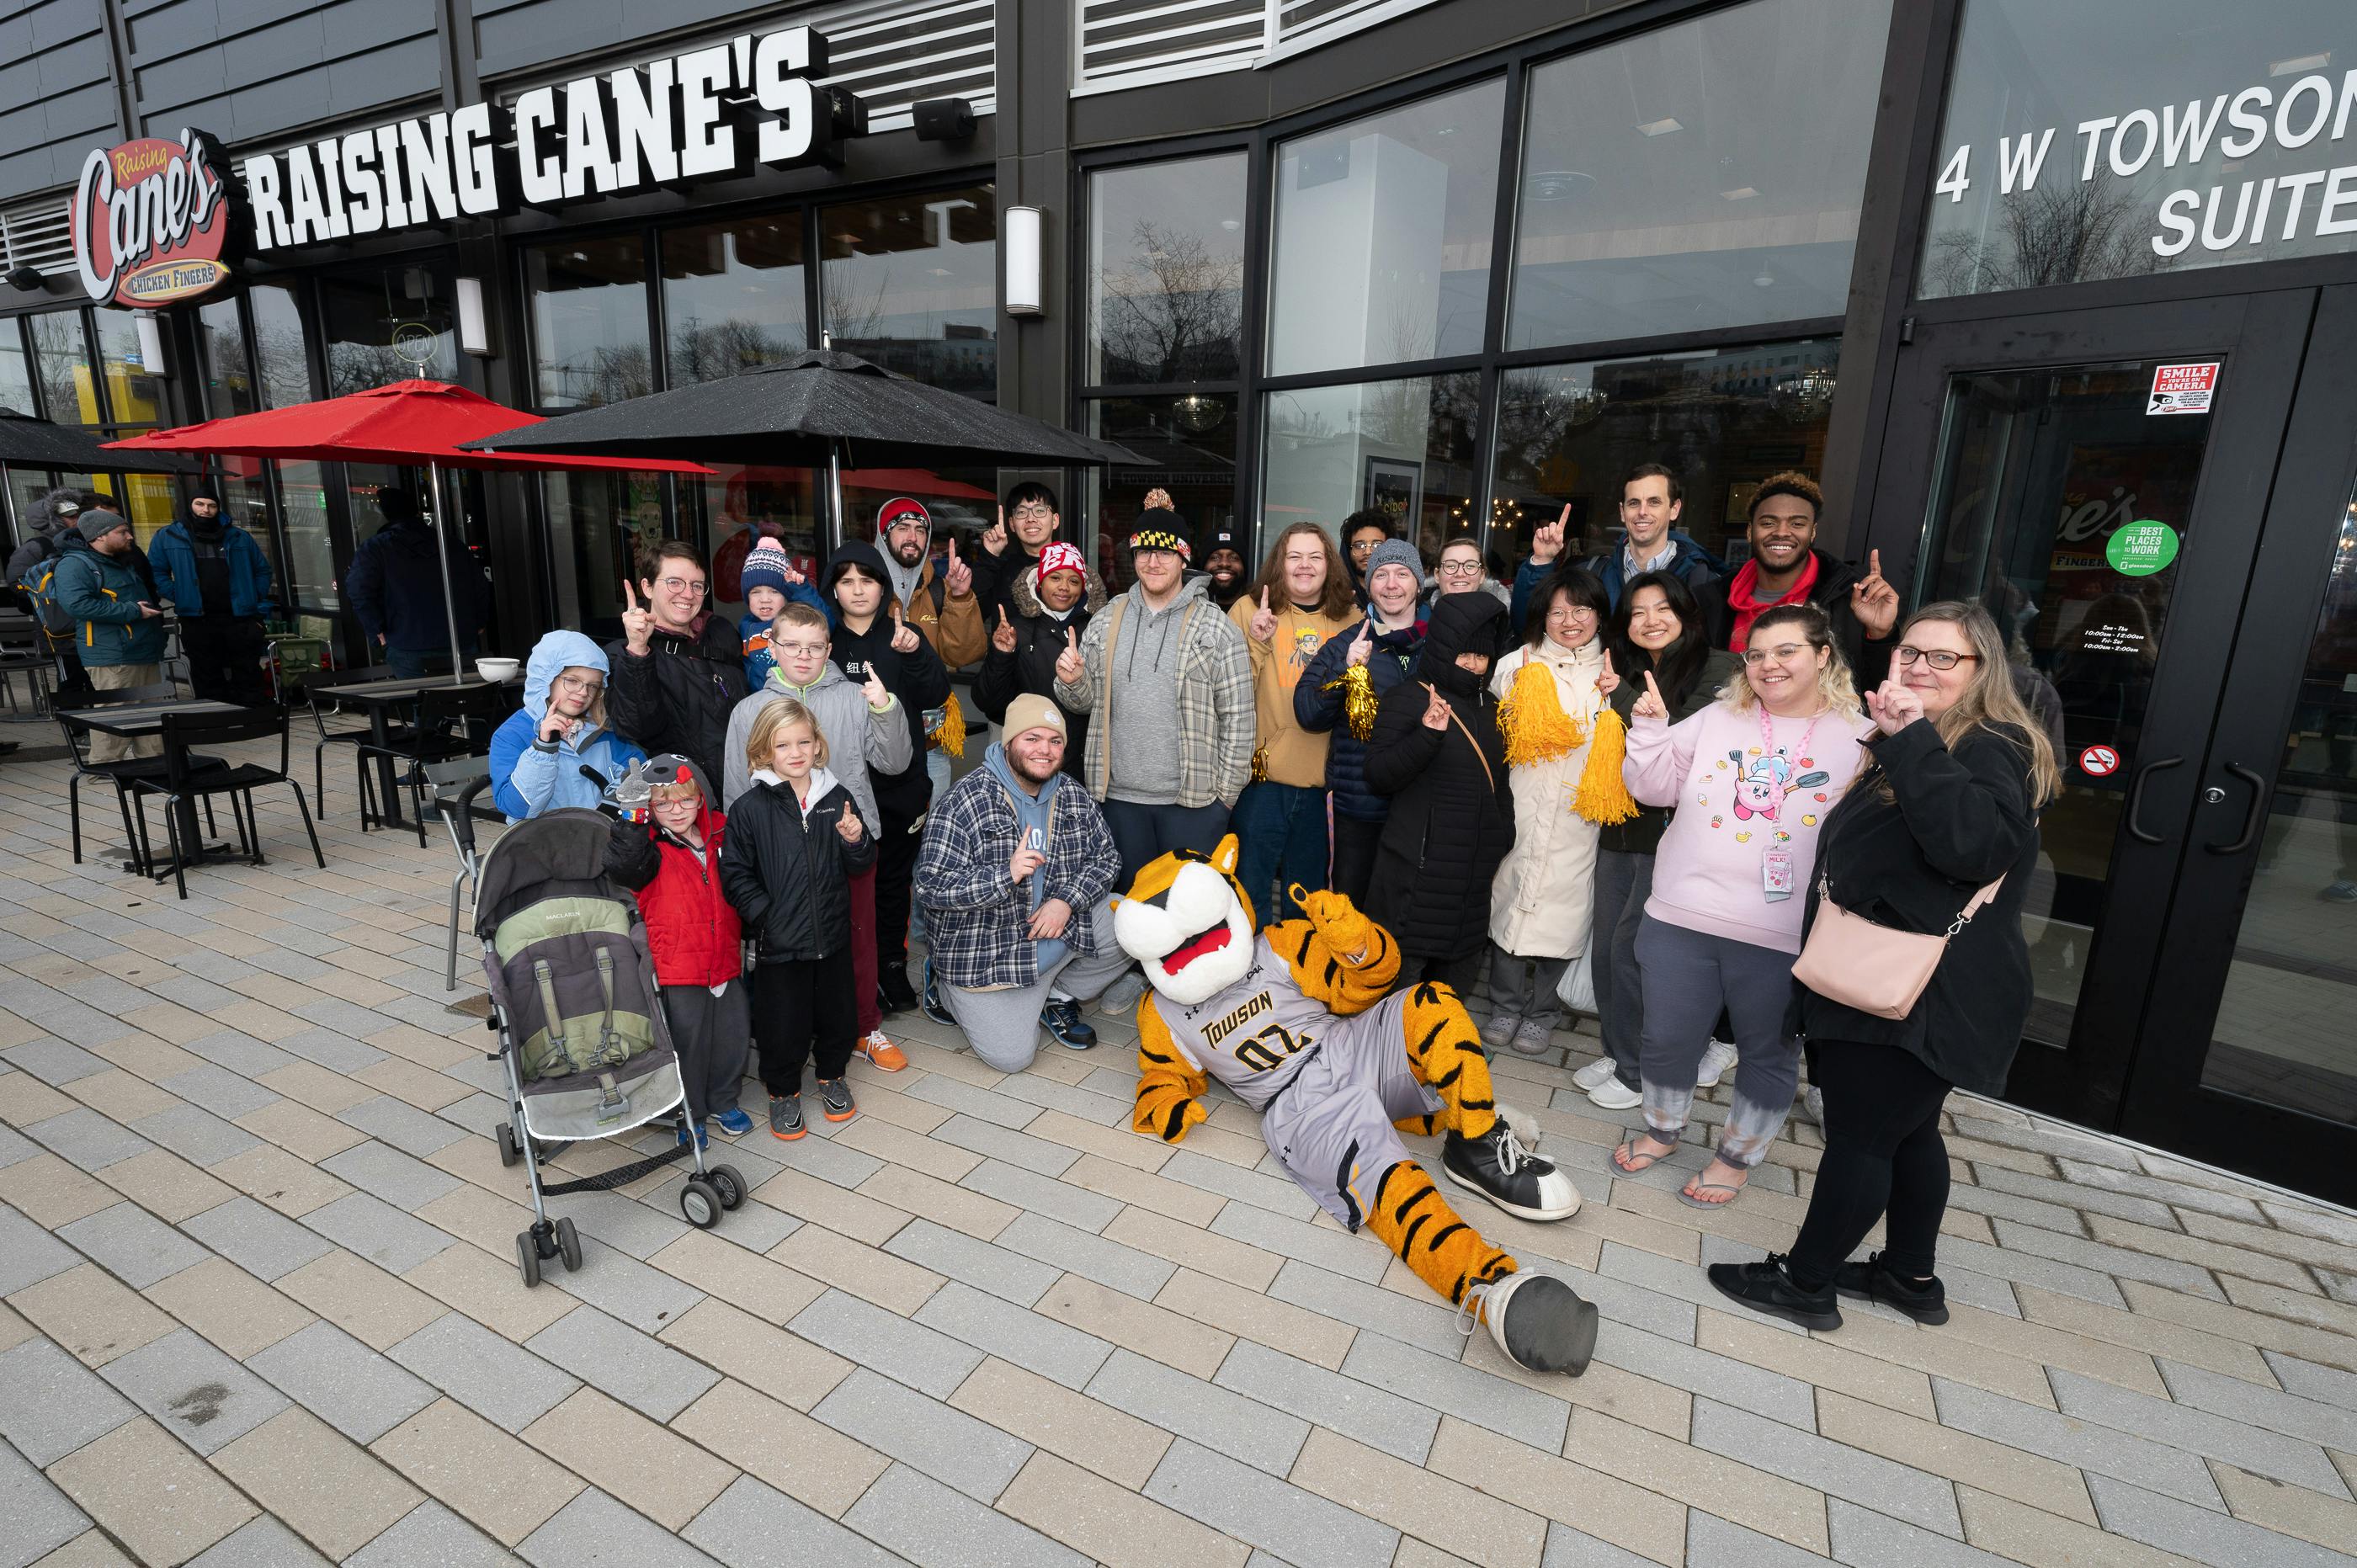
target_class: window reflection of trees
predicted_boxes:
[1094,217,1243,385]
[1923,183,2164,298]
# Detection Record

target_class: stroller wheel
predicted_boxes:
[680,1177,723,1230]
[497,1124,521,1167]
[515,1229,542,1287]
[555,1216,583,1273]
[707,1165,747,1211]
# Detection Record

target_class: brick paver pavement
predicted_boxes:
[2,736,2354,1566]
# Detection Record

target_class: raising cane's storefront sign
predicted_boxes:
[70,130,235,309]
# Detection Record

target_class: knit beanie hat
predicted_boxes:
[1001,694,1067,741]
[1127,508,1191,565]
[77,508,130,545]
[876,497,931,540]
[1365,538,1425,590]
[740,535,793,597]
[1197,519,1239,559]
[1036,542,1086,582]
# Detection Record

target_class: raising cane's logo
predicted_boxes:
[70,131,235,309]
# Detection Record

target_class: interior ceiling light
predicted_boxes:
[1720,187,1759,200]
[1525,170,1596,203]
[1637,117,1684,137]
[2271,52,2331,76]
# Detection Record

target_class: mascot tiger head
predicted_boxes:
[1112,834,1259,1007]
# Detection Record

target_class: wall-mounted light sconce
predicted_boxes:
[1003,206,1044,317]
[455,275,495,357]
[134,312,170,378]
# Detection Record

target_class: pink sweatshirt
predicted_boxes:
[1623,699,1876,954]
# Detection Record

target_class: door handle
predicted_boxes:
[2206,763,2269,855]
[2124,755,2184,844]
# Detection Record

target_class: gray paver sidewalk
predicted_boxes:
[1,734,2354,1567]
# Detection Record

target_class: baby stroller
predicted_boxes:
[475,806,747,1285]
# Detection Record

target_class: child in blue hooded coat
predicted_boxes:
[489,630,648,822]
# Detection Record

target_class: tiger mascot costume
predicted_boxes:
[1115,837,1599,1376]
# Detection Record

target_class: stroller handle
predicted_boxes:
[440,773,496,853]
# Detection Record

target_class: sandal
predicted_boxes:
[1678,1166,1750,1209]
[1613,1129,1678,1174]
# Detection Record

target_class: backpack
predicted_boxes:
[15,540,70,635]
[489,892,678,1135]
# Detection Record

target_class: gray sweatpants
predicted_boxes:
[1487,946,1572,1035]
[1258,990,1435,1230]
[941,899,1136,1073]
[661,980,752,1127]
[1633,915,1802,1169]
[1588,851,1652,1091]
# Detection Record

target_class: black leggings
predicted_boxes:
[1785,1039,1955,1291]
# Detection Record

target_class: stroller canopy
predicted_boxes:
[474,808,619,938]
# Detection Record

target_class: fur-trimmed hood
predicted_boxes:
[1010,561,1109,619]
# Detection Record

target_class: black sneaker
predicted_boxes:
[879,970,918,1017]
[1460,1271,1598,1376]
[920,959,956,1027]
[1441,1123,1581,1222]
[769,1094,806,1142]
[1835,1252,1950,1325]
[1040,997,1097,1050]
[1707,1254,1842,1331]
[817,1077,857,1123]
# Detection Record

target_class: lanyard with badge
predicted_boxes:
[1758,704,1820,903]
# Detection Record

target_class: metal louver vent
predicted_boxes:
[1075,0,1440,93]
[0,198,76,278]
[813,0,996,132]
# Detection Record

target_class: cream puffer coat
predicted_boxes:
[1487,636,1609,959]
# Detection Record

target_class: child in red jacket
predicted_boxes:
[605,755,753,1146]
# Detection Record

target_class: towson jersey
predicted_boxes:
[1148,934,1341,1112]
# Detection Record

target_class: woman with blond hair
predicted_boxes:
[1614,603,1875,1207]
[1710,602,2055,1329]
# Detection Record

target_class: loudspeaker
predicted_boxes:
[912,97,974,143]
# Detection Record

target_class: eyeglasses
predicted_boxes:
[655,577,708,597]
[1349,539,1382,555]
[1437,560,1482,577]
[553,673,604,696]
[1740,641,1812,667]
[1895,645,1981,671]
[1009,504,1055,521]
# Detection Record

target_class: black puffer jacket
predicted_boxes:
[607,617,748,789]
[826,540,951,821]
[973,563,1107,781]
[1599,645,1743,855]
[1361,593,1515,963]
[718,770,877,962]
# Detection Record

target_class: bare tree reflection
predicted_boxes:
[1095,219,1243,383]
[1924,182,2165,297]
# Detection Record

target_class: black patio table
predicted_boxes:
[57,698,246,872]
[309,670,516,829]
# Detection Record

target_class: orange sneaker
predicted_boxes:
[859,1030,908,1072]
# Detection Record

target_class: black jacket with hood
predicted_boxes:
[973,561,1107,779]
[1695,548,1893,688]
[825,539,951,821]
[719,764,877,962]
[607,614,748,791]
[1361,593,1516,962]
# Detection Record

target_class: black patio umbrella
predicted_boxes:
[461,348,1147,550]
[0,407,200,547]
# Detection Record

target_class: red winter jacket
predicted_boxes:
[605,805,743,988]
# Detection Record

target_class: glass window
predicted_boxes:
[1488,338,1841,566]
[1509,0,1889,350]
[821,185,997,401]
[1262,373,1480,566]
[662,216,807,387]
[197,298,257,418]
[5,467,56,529]
[1088,393,1241,593]
[695,466,818,625]
[1088,154,1248,385]
[27,311,97,424]
[0,321,33,414]
[88,451,178,547]
[274,460,334,614]
[210,455,281,591]
[1921,0,2357,297]
[546,469,678,637]
[248,284,313,407]
[320,263,457,396]
[527,237,653,409]
[93,308,168,428]
[1268,81,1506,377]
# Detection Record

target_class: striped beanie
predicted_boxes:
[1126,508,1191,564]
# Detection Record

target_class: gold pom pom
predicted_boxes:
[928,692,968,759]
[1498,659,1581,768]
[1324,664,1381,741]
[1572,706,1640,824]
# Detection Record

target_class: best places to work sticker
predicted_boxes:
[2107,520,2179,577]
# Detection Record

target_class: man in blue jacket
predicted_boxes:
[1508,464,1721,631]
[51,510,168,762]
[488,631,646,822]
[151,488,275,706]
[347,487,487,678]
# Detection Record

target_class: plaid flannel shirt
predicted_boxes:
[1054,577,1254,808]
[913,763,1123,991]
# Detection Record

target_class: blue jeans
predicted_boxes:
[1232,782,1329,926]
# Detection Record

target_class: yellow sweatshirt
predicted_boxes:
[1229,595,1359,789]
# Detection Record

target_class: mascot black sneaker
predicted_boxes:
[1442,1121,1583,1222]
[1461,1272,1598,1375]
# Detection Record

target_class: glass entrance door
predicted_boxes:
[1872,288,2357,1200]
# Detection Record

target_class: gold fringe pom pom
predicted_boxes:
[928,692,968,760]
[1497,659,1582,767]
[1323,663,1381,741]
[1572,705,1640,824]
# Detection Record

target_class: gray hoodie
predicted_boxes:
[721,660,912,827]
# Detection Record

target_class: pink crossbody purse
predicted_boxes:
[1790,872,2003,1021]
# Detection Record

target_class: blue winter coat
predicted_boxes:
[736,582,829,688]
[149,519,274,619]
[347,520,488,655]
[489,632,648,822]
[1292,610,1428,822]
[1509,530,1723,630]
[50,534,168,667]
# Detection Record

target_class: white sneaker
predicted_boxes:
[1572,1058,1619,1092]
[1695,1039,1738,1088]
[1587,1077,1641,1111]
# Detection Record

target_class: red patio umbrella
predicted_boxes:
[107,380,711,680]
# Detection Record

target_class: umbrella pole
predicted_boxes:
[826,439,845,561]
[0,461,16,557]
[429,460,466,685]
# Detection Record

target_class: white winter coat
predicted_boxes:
[1487,636,1607,959]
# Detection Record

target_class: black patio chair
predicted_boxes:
[129,706,326,900]
[429,766,497,991]
[354,682,513,845]
[306,663,415,816]
[56,682,217,871]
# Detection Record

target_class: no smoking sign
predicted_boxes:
[2079,744,2120,779]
